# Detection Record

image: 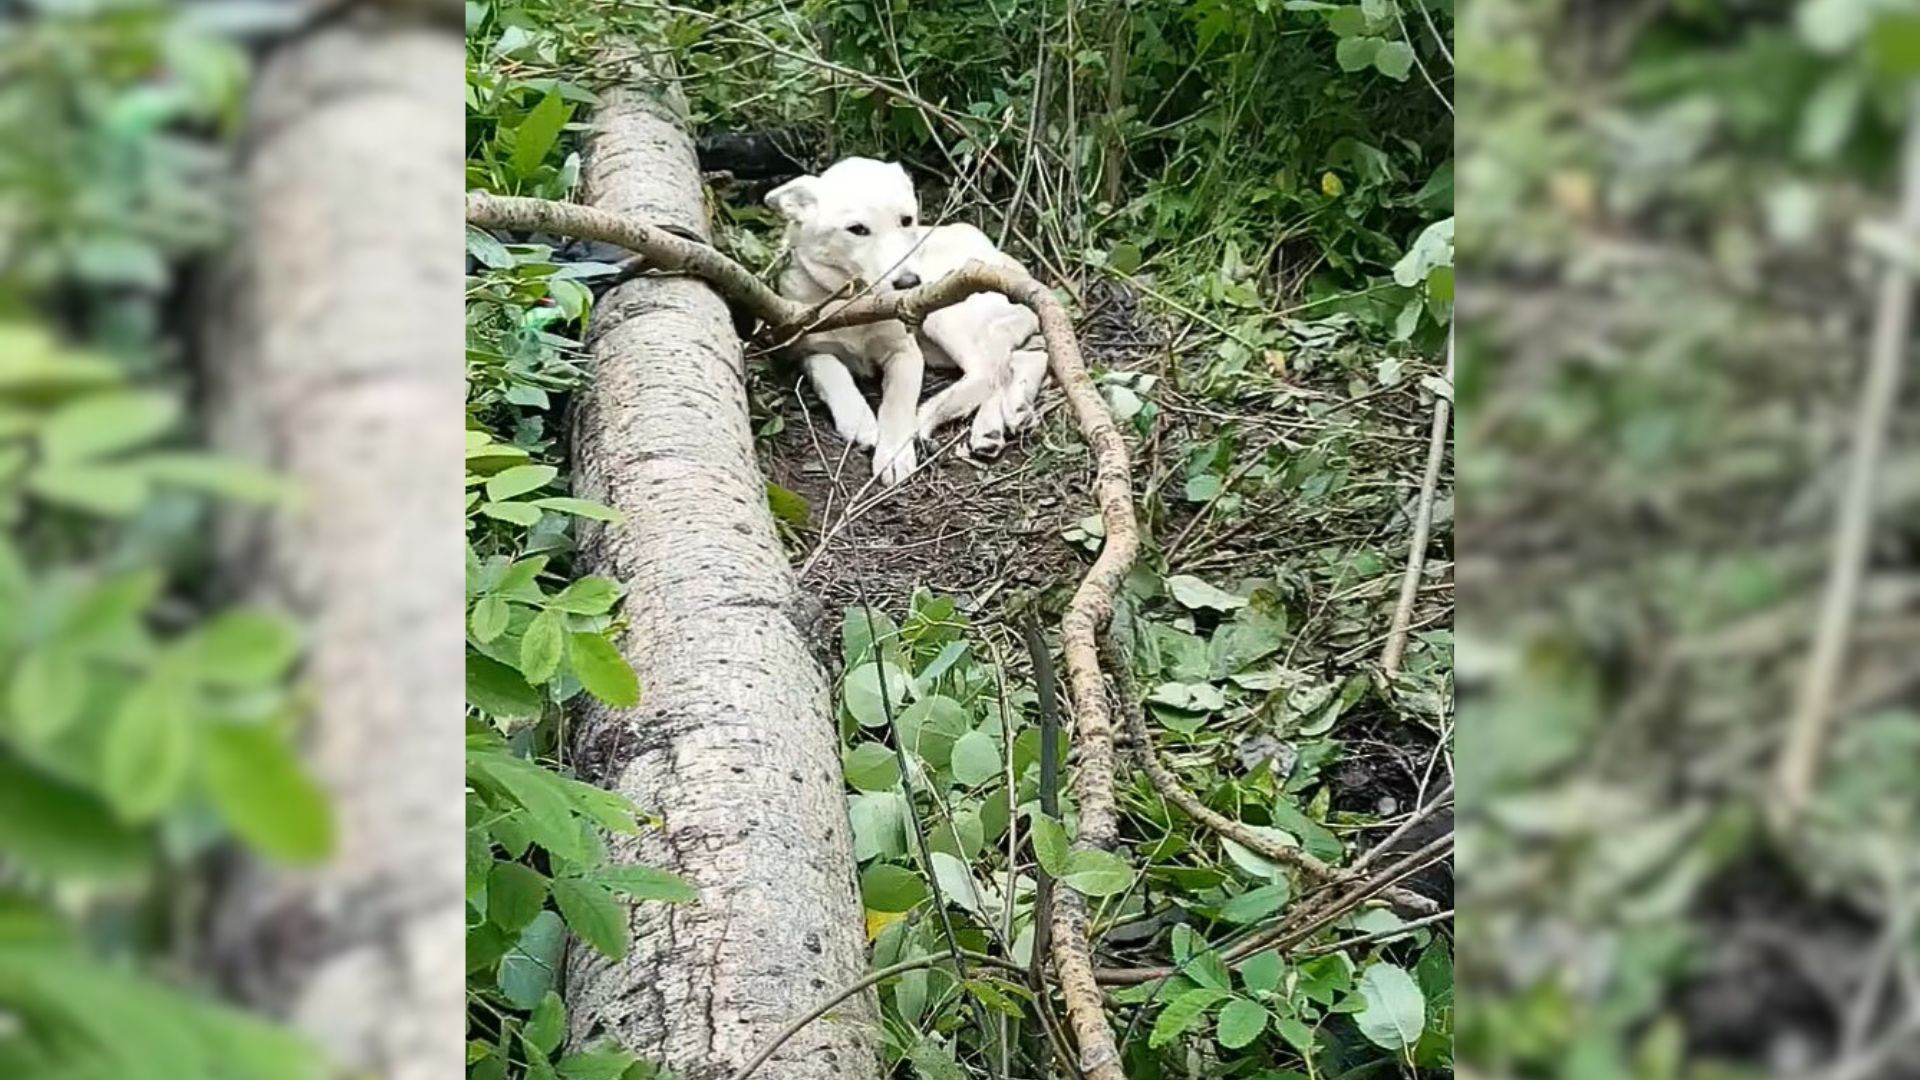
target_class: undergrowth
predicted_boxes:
[465,0,1454,1077]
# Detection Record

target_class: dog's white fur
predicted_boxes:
[766,158,1048,485]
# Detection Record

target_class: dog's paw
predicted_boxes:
[873,440,918,486]
[968,425,1008,460]
[839,413,880,449]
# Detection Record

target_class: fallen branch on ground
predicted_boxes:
[467,189,1141,1080]
[1099,635,1439,915]
[1381,336,1452,678]
[1776,86,1920,832]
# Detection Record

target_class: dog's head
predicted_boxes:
[766,158,925,293]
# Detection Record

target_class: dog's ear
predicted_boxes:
[765,175,819,220]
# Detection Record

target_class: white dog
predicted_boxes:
[765,158,1049,485]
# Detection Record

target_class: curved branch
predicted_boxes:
[467,188,1141,1080]
[1100,636,1438,915]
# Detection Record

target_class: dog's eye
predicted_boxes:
[900,215,914,227]
[846,223,870,236]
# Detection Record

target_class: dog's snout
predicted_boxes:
[891,272,922,290]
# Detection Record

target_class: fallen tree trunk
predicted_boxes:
[559,80,877,1079]
[200,18,466,1080]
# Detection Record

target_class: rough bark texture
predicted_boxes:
[200,20,466,1080]
[562,82,877,1080]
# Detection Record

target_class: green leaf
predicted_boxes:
[510,91,573,178]
[470,751,587,862]
[1061,849,1133,896]
[1150,988,1231,1048]
[1355,962,1427,1051]
[498,911,566,1009]
[466,652,544,717]
[28,463,150,516]
[949,728,1001,785]
[1190,948,1234,992]
[487,861,551,932]
[556,1049,639,1080]
[9,647,87,744]
[0,758,149,882]
[1030,813,1071,876]
[1217,997,1270,1049]
[1372,39,1414,79]
[551,877,627,960]
[103,674,193,821]
[1274,1015,1315,1054]
[844,742,902,792]
[1239,949,1284,995]
[850,791,910,861]
[1335,35,1379,71]
[1392,217,1454,287]
[471,594,511,643]
[1107,241,1143,274]
[1166,573,1248,611]
[520,609,566,685]
[204,723,335,863]
[522,991,566,1057]
[568,632,638,707]
[860,863,928,912]
[481,500,544,526]
[39,392,179,463]
[185,609,299,687]
[140,453,298,504]
[591,864,698,903]
[552,577,621,615]
[766,482,811,528]
[930,851,984,914]
[487,464,559,502]
[1219,881,1292,924]
[467,226,512,270]
[531,496,622,522]
[842,607,901,668]
[907,1037,966,1080]
[844,660,911,727]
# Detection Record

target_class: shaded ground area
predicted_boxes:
[753,279,1159,621]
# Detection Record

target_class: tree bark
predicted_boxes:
[562,78,877,1080]
[200,19,467,1080]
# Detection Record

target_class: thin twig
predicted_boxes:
[1381,339,1453,678]
[1776,85,1920,832]
[1101,635,1439,915]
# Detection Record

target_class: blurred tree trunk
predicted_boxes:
[561,73,878,1079]
[199,16,467,1080]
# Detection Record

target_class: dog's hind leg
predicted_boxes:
[917,372,998,441]
[805,353,879,449]
[996,347,1049,435]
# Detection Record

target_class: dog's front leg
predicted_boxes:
[873,341,924,486]
[804,353,879,449]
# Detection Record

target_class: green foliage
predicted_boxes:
[840,592,1450,1076]
[0,5,333,1076]
[465,7,693,1077]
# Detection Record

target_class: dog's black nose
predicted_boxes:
[892,272,922,289]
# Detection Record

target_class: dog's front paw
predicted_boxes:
[873,440,918,486]
[839,413,880,449]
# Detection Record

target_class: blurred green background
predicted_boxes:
[1,3,331,1077]
[1461,0,1920,1076]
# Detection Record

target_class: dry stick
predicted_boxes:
[1777,86,1920,832]
[1380,338,1454,678]
[1294,907,1455,956]
[1100,636,1439,915]
[468,189,1142,1080]
[1347,780,1453,877]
